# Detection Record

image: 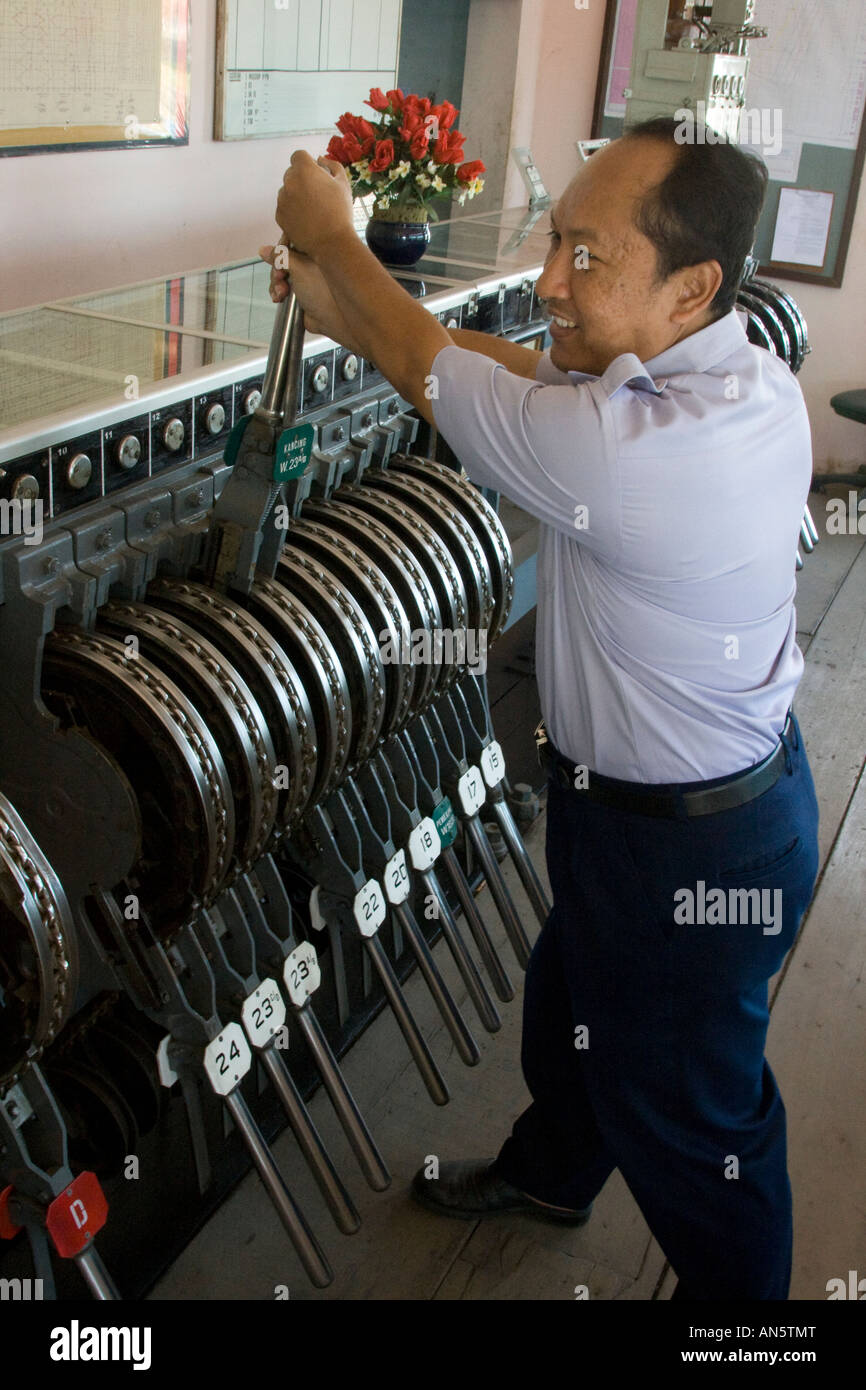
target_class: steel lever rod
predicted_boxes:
[74,1249,120,1301]
[391,902,480,1065]
[223,1087,333,1288]
[259,1046,360,1234]
[292,1002,391,1192]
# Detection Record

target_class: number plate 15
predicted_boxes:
[241,979,287,1048]
[203,1022,252,1096]
[480,740,506,788]
[283,942,321,1007]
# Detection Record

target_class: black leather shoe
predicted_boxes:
[410,1160,593,1225]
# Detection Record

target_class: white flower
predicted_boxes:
[468,177,484,197]
[387,160,411,182]
[376,194,391,210]
[415,172,432,188]
[458,191,467,205]
[431,175,446,192]
[427,159,438,175]
[353,159,371,179]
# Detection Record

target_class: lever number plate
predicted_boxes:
[283,942,321,1006]
[408,817,439,870]
[274,422,315,481]
[384,849,410,904]
[480,740,506,787]
[458,766,486,816]
[203,1022,252,1095]
[353,879,386,935]
[241,979,287,1048]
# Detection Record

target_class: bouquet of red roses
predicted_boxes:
[326,87,485,221]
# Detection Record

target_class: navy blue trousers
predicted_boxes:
[493,716,819,1300]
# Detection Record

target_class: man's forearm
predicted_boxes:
[313,229,450,423]
[448,328,541,378]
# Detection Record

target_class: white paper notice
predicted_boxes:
[770,188,834,266]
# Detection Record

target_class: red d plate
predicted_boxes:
[46,1172,108,1257]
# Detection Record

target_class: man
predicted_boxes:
[264,117,819,1300]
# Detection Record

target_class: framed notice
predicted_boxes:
[215,0,403,141]
[770,189,835,270]
[0,0,190,157]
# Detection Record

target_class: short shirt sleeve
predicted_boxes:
[429,343,622,554]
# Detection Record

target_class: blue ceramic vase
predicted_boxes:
[365,216,431,267]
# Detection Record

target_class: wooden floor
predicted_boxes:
[153,492,866,1302]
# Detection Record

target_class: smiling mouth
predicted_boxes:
[550,313,577,329]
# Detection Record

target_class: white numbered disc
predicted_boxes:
[241,979,287,1049]
[283,942,321,1007]
[458,765,486,816]
[408,817,440,870]
[480,740,506,788]
[203,1022,252,1096]
[353,878,386,936]
[384,849,410,905]
[308,884,327,933]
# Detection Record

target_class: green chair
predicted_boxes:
[812,390,866,489]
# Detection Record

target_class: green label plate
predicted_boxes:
[433,797,458,848]
[274,423,315,482]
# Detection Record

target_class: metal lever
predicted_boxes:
[400,721,515,1003]
[234,861,390,1192]
[427,702,532,970]
[455,676,551,929]
[202,289,306,595]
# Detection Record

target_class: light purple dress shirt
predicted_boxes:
[430,309,811,782]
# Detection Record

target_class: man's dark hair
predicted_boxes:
[622,116,768,318]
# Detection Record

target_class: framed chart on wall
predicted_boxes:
[0,0,189,157]
[591,0,866,287]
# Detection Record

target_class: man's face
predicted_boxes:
[535,136,719,376]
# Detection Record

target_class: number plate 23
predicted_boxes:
[283,943,321,1007]
[241,979,287,1047]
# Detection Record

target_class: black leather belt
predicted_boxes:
[538,715,794,819]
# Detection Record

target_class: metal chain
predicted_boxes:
[104,604,277,869]
[255,579,352,797]
[281,549,386,765]
[0,804,75,1091]
[151,581,317,827]
[51,630,232,906]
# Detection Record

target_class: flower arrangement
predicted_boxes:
[326,87,485,223]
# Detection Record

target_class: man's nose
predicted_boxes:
[535,246,574,304]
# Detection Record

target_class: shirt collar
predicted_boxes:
[559,309,748,398]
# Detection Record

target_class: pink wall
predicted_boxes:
[1,0,862,471]
[0,0,328,314]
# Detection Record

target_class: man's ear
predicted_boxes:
[670,259,723,323]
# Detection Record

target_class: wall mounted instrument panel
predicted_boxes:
[0,207,555,1300]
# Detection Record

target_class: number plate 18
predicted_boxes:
[408,817,439,871]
